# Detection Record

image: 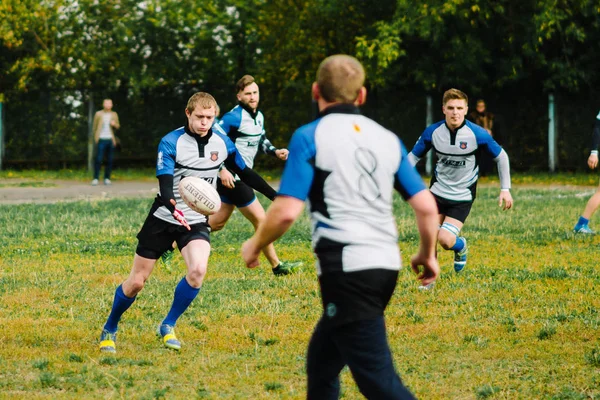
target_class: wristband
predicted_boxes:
[591,150,598,156]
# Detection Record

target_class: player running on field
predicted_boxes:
[242,54,440,399]
[212,75,301,276]
[407,88,513,276]
[99,92,276,353]
[573,109,600,234]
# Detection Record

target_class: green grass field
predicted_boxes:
[0,173,599,399]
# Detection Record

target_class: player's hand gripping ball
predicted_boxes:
[178,176,221,215]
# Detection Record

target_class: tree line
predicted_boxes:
[1,0,599,170]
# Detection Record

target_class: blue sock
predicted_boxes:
[103,285,136,333]
[576,216,589,228]
[451,237,465,252]
[162,277,200,327]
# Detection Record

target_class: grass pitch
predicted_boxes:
[0,175,599,399]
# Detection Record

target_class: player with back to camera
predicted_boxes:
[212,75,302,276]
[242,54,440,399]
[98,92,277,353]
[407,88,513,280]
[573,110,600,234]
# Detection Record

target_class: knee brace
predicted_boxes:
[440,222,461,237]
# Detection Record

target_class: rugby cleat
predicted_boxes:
[99,329,117,353]
[418,281,436,291]
[453,237,468,273]
[158,324,181,351]
[573,225,595,234]
[272,261,303,276]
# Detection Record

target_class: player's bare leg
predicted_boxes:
[574,186,600,234]
[159,240,210,351]
[239,200,301,275]
[438,216,468,273]
[208,203,236,232]
[123,255,158,296]
[239,200,279,267]
[100,255,157,352]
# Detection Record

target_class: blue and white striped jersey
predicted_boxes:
[155,127,246,224]
[278,104,426,276]
[218,104,277,170]
[408,120,505,201]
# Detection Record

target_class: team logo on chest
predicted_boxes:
[210,151,219,161]
[459,141,468,150]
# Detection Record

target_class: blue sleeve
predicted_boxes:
[212,122,227,136]
[156,133,177,176]
[217,133,247,171]
[278,122,318,200]
[471,122,502,158]
[395,142,427,200]
[218,109,241,134]
[411,123,437,157]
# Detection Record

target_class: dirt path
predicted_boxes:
[0,179,158,204]
[0,178,594,205]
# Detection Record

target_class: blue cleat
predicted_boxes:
[453,237,468,273]
[99,329,117,353]
[574,225,595,235]
[158,324,181,351]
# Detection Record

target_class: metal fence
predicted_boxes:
[0,84,598,172]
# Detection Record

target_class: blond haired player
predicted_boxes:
[99,93,275,353]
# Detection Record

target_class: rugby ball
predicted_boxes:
[178,176,221,215]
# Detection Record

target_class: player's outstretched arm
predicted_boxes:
[275,148,289,160]
[493,149,513,210]
[499,190,513,210]
[407,190,440,286]
[588,153,598,170]
[224,150,277,200]
[242,196,305,268]
[234,166,277,200]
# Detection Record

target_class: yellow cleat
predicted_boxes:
[158,324,181,351]
[99,330,117,353]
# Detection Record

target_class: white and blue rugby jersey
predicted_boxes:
[155,126,246,224]
[409,120,505,201]
[278,105,426,276]
[218,104,277,170]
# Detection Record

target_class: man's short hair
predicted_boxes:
[186,92,218,114]
[442,89,468,105]
[316,55,365,104]
[236,75,256,93]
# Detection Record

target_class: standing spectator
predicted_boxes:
[573,110,600,234]
[92,99,120,186]
[242,54,440,399]
[469,99,494,135]
[468,99,495,176]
